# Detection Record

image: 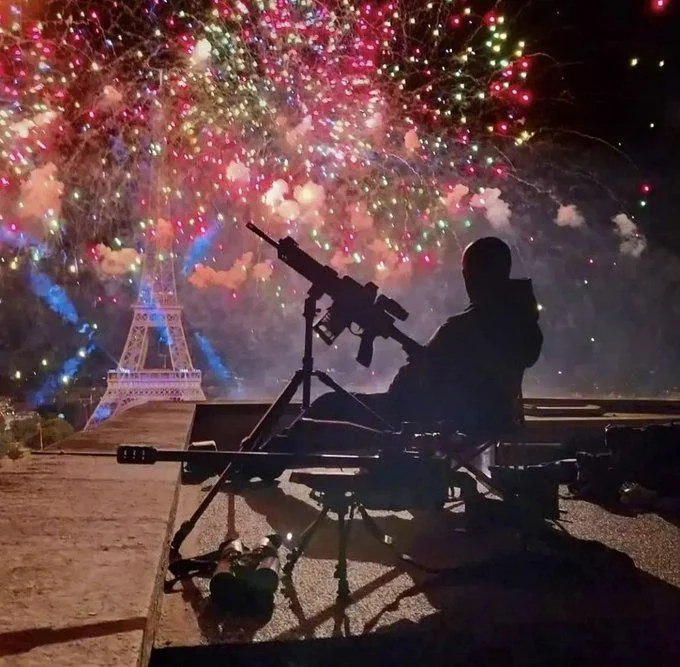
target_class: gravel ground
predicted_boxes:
[155,470,680,663]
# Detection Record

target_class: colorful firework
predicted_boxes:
[1,0,673,399]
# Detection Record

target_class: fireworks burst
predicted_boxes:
[1,1,533,275]
[1,0,671,399]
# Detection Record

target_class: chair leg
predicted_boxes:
[283,505,331,576]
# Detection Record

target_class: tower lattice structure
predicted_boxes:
[87,231,205,427]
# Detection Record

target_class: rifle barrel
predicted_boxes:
[34,450,116,458]
[246,222,278,248]
[129,447,378,466]
[35,447,381,467]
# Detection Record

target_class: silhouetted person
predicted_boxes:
[270,237,543,453]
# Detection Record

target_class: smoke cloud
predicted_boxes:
[294,180,325,210]
[404,128,420,153]
[252,261,274,281]
[96,243,140,276]
[470,188,512,230]
[100,85,123,107]
[612,213,647,257]
[330,250,353,271]
[190,38,212,69]
[11,111,58,139]
[555,204,586,228]
[277,198,301,221]
[226,160,251,184]
[285,115,313,147]
[368,238,413,284]
[442,184,470,215]
[365,111,383,131]
[347,201,374,232]
[18,162,64,221]
[188,252,254,290]
[263,179,289,208]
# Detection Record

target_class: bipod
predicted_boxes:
[170,287,393,557]
[283,470,443,601]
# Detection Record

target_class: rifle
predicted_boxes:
[116,444,379,468]
[247,222,421,366]
[115,443,451,511]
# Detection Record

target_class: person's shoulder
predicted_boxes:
[443,308,475,328]
[434,309,475,339]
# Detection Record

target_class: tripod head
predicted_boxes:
[247,222,421,366]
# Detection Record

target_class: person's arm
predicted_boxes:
[388,318,460,396]
[507,279,543,369]
[523,323,543,368]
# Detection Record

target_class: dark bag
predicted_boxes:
[606,423,680,497]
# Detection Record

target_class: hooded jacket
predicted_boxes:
[387,279,543,433]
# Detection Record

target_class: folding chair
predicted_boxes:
[426,403,526,499]
[446,431,515,495]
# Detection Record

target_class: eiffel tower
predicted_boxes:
[87,94,205,427]
[87,225,205,427]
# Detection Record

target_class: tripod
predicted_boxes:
[170,287,395,556]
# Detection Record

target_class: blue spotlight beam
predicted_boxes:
[182,224,219,275]
[28,268,79,325]
[193,332,234,387]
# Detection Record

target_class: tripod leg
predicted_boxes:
[335,506,351,601]
[170,464,235,554]
[172,373,308,553]
[242,370,306,450]
[283,505,331,576]
[313,371,395,430]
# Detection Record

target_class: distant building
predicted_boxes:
[0,396,39,430]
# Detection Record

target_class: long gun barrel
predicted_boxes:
[246,222,341,289]
[115,444,379,467]
[34,446,382,468]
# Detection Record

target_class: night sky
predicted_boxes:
[523,0,678,166]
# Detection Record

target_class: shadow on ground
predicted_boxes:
[154,482,680,666]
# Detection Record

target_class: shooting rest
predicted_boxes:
[282,434,510,600]
[281,428,535,600]
[286,467,447,600]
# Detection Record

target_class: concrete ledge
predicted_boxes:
[0,402,195,667]
[4,398,680,666]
